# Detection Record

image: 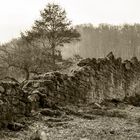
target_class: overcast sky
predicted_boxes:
[0,0,140,43]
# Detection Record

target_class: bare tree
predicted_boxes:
[0,39,51,81]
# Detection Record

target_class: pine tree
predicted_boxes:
[31,3,80,69]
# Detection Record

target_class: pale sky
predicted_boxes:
[0,0,140,43]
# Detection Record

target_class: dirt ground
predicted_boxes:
[1,104,140,140]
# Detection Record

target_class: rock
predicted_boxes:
[106,51,115,61]
[28,93,40,102]
[40,109,62,117]
[0,99,4,105]
[0,86,5,93]
[77,58,91,67]
[28,93,40,112]
[7,122,24,131]
[80,138,90,140]
[124,60,132,70]
[30,130,47,140]
[131,57,139,65]
[110,130,115,134]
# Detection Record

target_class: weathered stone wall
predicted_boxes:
[1,52,140,126]
[0,81,29,128]
[23,52,140,107]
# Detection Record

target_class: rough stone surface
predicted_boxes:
[24,52,140,106]
[1,52,140,127]
[0,81,29,128]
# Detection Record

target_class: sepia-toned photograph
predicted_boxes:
[0,0,140,139]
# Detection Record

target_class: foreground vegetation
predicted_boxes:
[1,103,140,140]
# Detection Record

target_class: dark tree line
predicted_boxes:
[65,24,140,59]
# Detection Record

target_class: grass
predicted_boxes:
[1,105,140,140]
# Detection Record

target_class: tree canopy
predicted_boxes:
[24,3,80,68]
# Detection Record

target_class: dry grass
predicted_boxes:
[1,105,140,140]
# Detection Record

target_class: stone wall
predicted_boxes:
[1,52,140,126]
[0,81,29,128]
[23,52,140,107]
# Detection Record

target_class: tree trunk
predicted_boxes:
[131,39,136,57]
[52,43,56,70]
[24,68,29,80]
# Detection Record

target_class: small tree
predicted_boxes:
[31,3,80,69]
[0,39,52,81]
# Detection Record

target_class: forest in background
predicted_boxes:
[63,24,140,59]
